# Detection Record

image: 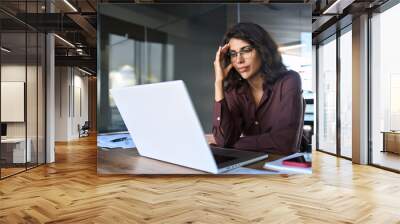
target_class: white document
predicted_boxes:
[263,152,312,174]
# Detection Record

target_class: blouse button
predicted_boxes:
[254,121,259,125]
[217,117,220,121]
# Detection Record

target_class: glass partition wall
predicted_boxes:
[339,26,352,159]
[370,2,400,172]
[316,0,400,172]
[317,35,337,155]
[316,24,352,159]
[0,2,46,179]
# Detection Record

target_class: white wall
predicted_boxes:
[1,65,37,138]
[1,65,26,141]
[55,67,89,141]
[1,64,46,164]
[72,70,89,136]
[55,67,69,141]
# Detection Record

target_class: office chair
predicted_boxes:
[299,97,313,153]
[78,121,90,138]
[300,126,313,153]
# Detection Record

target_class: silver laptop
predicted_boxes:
[110,80,268,174]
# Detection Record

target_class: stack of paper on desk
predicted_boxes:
[263,152,312,174]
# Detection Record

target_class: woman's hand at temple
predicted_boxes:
[214,44,233,83]
[214,44,233,101]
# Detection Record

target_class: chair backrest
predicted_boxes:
[300,97,313,153]
[82,121,90,129]
[296,97,305,151]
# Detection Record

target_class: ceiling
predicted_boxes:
[0,0,389,75]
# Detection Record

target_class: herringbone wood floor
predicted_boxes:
[1,135,400,223]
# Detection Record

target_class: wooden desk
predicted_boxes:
[97,135,286,175]
[382,131,400,154]
[97,148,284,174]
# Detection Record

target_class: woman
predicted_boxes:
[212,22,304,155]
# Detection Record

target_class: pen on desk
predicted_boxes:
[110,137,127,142]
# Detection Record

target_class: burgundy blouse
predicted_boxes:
[212,70,304,155]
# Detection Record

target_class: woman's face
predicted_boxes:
[228,38,262,80]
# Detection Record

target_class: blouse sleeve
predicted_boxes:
[212,91,243,147]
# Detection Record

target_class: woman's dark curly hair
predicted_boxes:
[222,22,287,91]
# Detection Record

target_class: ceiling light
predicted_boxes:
[63,0,78,12]
[322,0,354,15]
[1,47,11,53]
[78,67,92,76]
[54,34,75,48]
[278,44,305,52]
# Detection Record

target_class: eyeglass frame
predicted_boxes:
[227,45,255,62]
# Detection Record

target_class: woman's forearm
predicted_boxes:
[214,80,224,101]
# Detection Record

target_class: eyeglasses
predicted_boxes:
[228,46,254,62]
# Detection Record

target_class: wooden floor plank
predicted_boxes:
[0,135,400,223]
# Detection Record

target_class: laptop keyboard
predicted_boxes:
[212,154,237,164]
[210,146,237,164]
